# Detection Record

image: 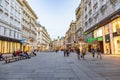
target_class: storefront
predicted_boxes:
[112,17,120,54]
[0,36,21,54]
[85,8,120,54]
[94,28,104,53]
[94,17,120,54]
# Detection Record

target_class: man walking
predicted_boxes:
[76,48,80,60]
[91,48,95,59]
[97,48,102,59]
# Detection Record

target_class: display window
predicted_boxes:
[114,36,120,54]
[112,18,120,33]
[0,41,1,53]
[104,24,109,35]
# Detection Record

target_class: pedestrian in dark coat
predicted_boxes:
[97,48,102,59]
[76,48,80,60]
[91,48,95,59]
[82,48,86,60]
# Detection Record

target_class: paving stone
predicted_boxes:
[0,52,120,80]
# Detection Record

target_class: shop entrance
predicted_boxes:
[106,43,111,54]
[97,41,104,53]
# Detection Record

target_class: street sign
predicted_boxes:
[21,38,25,43]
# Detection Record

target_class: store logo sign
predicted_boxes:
[20,38,25,43]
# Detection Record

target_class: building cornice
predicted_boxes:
[23,0,38,19]
[17,0,23,6]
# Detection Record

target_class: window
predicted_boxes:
[104,24,109,35]
[85,15,87,19]
[14,31,16,38]
[4,28,7,35]
[0,0,3,6]
[9,30,11,36]
[89,10,92,16]
[85,7,87,12]
[5,1,9,11]
[88,1,91,7]
[112,18,120,33]
[17,32,19,38]
[0,9,3,19]
[93,2,98,12]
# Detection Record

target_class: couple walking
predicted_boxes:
[91,47,102,59]
[76,48,86,60]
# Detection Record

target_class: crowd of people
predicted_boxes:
[0,50,37,60]
[63,47,102,60]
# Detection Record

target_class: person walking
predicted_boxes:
[66,49,69,57]
[76,48,80,60]
[97,48,102,59]
[82,47,86,60]
[91,48,95,59]
[64,49,66,57]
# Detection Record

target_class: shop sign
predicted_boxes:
[87,37,97,43]
[20,38,25,43]
[87,37,103,43]
[97,37,103,41]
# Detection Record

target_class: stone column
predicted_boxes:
[109,23,115,54]
[102,27,106,54]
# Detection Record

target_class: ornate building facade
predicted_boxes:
[0,0,22,54]
[36,23,51,51]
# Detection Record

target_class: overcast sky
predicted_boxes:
[27,0,81,40]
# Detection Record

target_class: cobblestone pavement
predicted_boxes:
[0,52,120,80]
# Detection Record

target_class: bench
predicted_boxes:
[4,56,27,64]
[4,56,19,63]
[4,53,36,64]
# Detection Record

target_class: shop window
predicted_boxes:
[116,23,120,34]
[104,24,109,35]
[0,41,1,53]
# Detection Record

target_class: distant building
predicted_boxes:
[65,21,76,49]
[36,23,51,51]
[51,36,65,51]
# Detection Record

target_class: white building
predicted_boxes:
[20,0,38,52]
[0,0,38,54]
[36,23,51,51]
[0,0,22,54]
[83,0,120,54]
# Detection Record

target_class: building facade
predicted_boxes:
[20,0,38,52]
[36,23,51,51]
[0,0,22,54]
[84,0,120,54]
[75,0,86,51]
[65,21,76,49]
[51,37,65,51]
[75,0,85,42]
